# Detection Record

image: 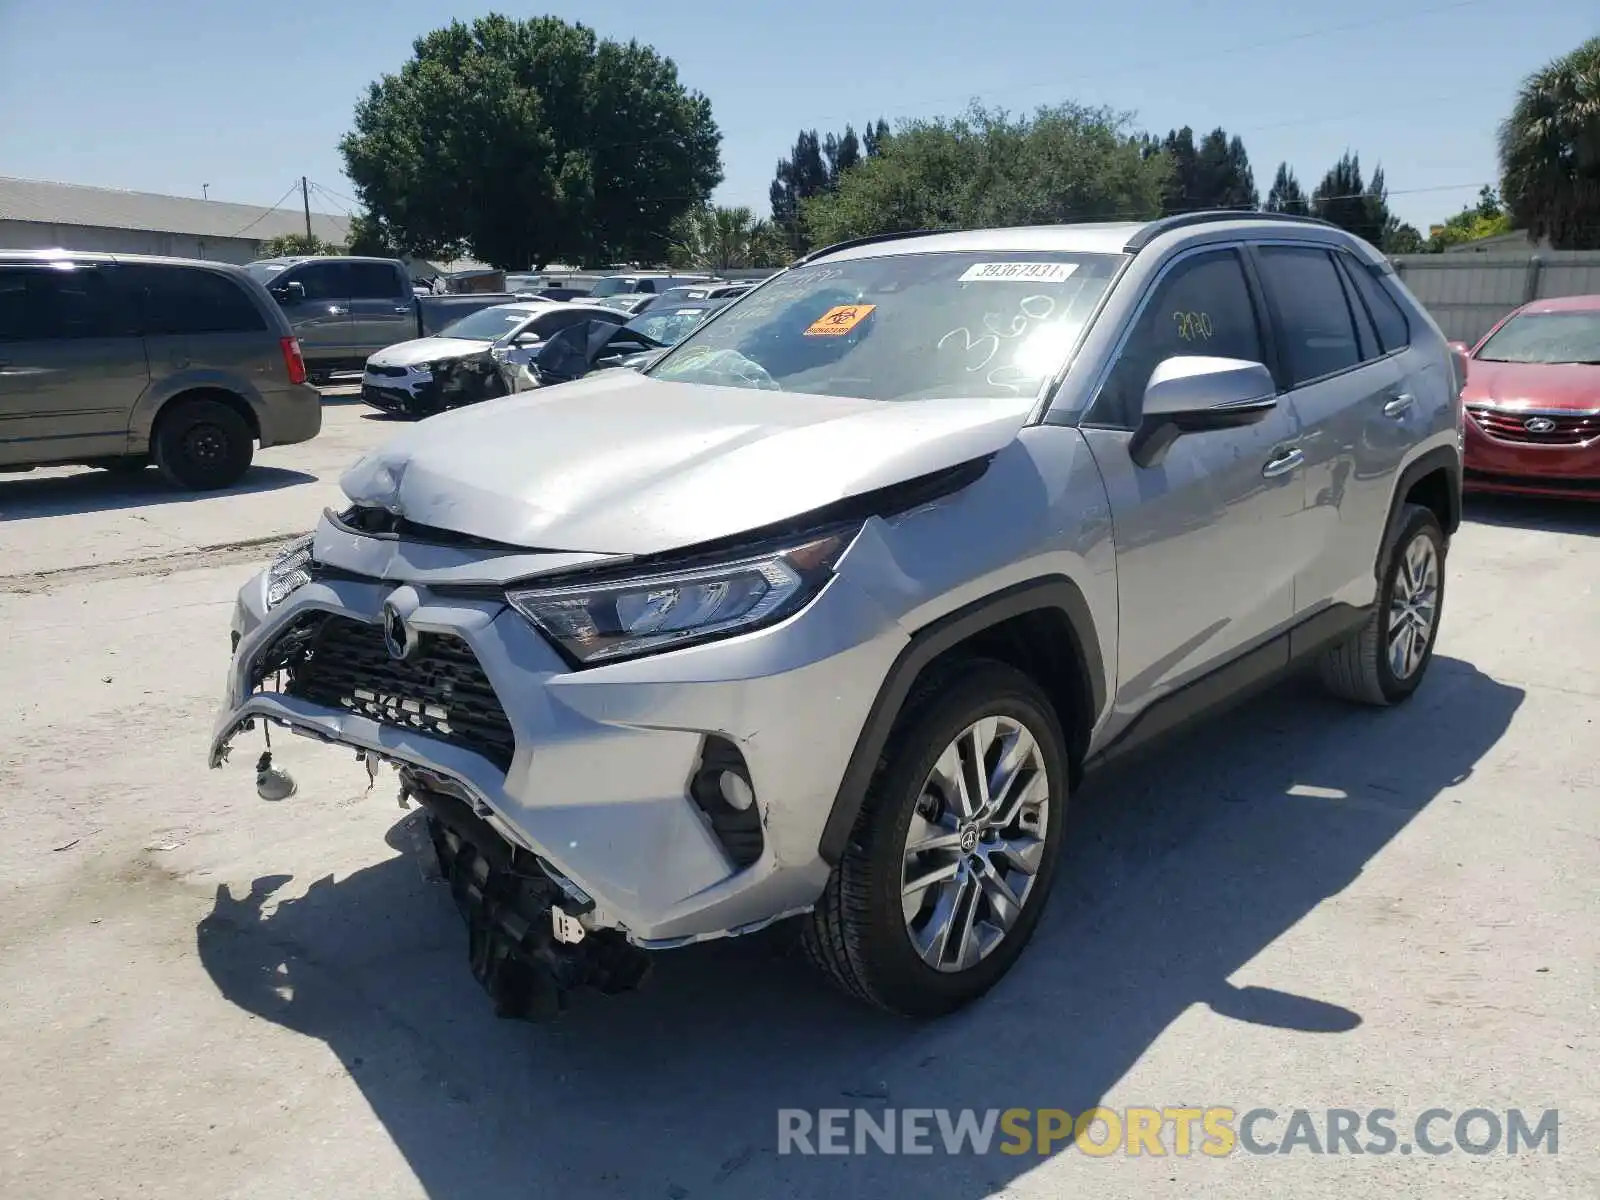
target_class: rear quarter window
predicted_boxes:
[123,265,268,335]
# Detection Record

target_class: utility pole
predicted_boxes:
[301,176,312,240]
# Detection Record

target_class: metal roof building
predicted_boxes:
[0,176,352,264]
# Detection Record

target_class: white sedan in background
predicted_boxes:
[360,301,626,418]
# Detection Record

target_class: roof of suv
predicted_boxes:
[800,211,1368,265]
[0,247,254,271]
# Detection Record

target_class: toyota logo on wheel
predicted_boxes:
[1523,416,1557,433]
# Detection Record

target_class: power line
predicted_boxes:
[227,180,302,238]
[712,0,1498,141]
[309,180,359,210]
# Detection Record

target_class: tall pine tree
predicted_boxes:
[769,130,830,252]
[1311,151,1393,246]
[1265,162,1309,215]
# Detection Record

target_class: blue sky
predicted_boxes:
[0,0,1592,234]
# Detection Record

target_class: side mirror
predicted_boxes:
[272,281,306,304]
[1131,356,1278,468]
[1447,340,1471,357]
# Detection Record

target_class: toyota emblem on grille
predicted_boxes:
[381,600,414,660]
[1523,416,1557,433]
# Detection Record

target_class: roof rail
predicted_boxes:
[793,227,957,266]
[1123,209,1339,252]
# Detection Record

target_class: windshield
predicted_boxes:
[647,251,1123,400]
[1476,311,1600,365]
[244,261,290,283]
[437,307,535,341]
[589,277,641,297]
[626,305,717,346]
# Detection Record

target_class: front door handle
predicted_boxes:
[1383,393,1415,418]
[328,305,348,315]
[392,306,412,314]
[1262,447,1305,478]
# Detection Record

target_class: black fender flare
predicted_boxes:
[1378,444,1461,578]
[817,576,1105,865]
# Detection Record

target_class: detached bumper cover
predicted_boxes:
[211,523,904,945]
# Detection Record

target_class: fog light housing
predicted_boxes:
[689,736,763,869]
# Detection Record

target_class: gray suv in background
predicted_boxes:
[0,250,321,489]
[212,212,1463,1020]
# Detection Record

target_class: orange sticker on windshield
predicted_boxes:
[804,304,876,336]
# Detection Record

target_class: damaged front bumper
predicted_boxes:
[210,513,906,990]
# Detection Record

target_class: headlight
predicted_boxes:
[264,534,314,610]
[506,529,853,665]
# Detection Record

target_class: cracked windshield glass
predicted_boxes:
[648,251,1123,400]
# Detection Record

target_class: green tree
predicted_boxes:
[1152,126,1256,213]
[1311,152,1392,247]
[1265,162,1309,215]
[1384,223,1425,254]
[667,205,788,270]
[1423,188,1514,252]
[258,232,341,257]
[339,15,721,270]
[824,126,862,185]
[769,130,832,252]
[861,118,891,159]
[343,211,402,258]
[1498,37,1600,249]
[801,103,1168,245]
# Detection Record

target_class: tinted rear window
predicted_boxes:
[121,265,268,335]
[348,262,401,299]
[0,263,126,340]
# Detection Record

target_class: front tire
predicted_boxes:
[153,398,254,490]
[802,660,1068,1017]
[1319,504,1446,706]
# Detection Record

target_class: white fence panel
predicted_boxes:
[1390,251,1600,343]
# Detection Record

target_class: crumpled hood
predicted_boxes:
[340,370,1037,554]
[1462,359,1600,411]
[368,336,491,369]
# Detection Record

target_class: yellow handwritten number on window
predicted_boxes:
[1172,311,1214,343]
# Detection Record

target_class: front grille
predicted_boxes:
[255,612,516,770]
[1468,407,1600,445]
[368,364,410,378]
[361,383,411,412]
[1466,468,1600,493]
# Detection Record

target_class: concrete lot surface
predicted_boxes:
[0,402,1595,1199]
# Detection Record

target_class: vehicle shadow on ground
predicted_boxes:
[0,465,316,520]
[197,656,1521,1199]
[1464,494,1600,536]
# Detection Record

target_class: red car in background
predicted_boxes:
[1456,294,1600,500]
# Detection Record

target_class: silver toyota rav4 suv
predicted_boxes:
[211,212,1464,1020]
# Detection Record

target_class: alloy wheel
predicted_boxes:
[1387,532,1440,680]
[900,716,1050,973]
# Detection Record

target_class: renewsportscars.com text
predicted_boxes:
[777,1107,1560,1157]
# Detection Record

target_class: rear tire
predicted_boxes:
[1319,504,1446,706]
[153,398,254,490]
[801,659,1068,1017]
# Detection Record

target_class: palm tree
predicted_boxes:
[1497,37,1600,249]
[669,206,786,271]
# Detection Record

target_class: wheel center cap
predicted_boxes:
[958,824,981,855]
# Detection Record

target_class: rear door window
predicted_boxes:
[1254,246,1361,386]
[122,265,267,334]
[1092,248,1267,428]
[1339,255,1410,354]
[347,262,400,300]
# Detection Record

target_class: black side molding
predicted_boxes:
[1085,602,1371,770]
[817,576,1104,865]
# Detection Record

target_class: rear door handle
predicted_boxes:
[328,305,348,315]
[1262,447,1304,478]
[392,306,412,314]
[1383,393,1415,418]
